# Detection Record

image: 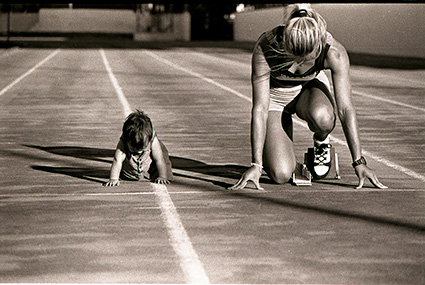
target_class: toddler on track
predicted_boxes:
[105,110,173,186]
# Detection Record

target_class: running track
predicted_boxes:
[0,43,424,284]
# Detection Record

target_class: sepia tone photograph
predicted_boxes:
[0,2,424,284]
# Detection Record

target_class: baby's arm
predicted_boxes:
[105,143,126,187]
[151,136,170,184]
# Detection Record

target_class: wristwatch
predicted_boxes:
[352,156,367,168]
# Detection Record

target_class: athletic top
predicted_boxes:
[254,25,333,88]
[118,131,156,180]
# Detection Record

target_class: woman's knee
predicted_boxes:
[267,164,294,184]
[308,105,335,132]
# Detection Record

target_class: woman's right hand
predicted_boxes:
[228,166,264,190]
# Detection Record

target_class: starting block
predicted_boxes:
[291,146,341,186]
[291,162,312,186]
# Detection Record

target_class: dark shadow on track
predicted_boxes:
[169,156,275,186]
[31,165,109,184]
[174,171,425,233]
[24,145,425,233]
[24,144,266,185]
[23,144,114,163]
[24,144,114,184]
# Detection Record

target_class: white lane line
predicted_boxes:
[152,184,210,284]
[193,51,249,69]
[100,49,132,117]
[100,49,210,284]
[144,50,248,101]
[353,90,425,113]
[146,51,425,183]
[0,49,60,97]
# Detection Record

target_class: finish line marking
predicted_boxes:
[100,49,210,284]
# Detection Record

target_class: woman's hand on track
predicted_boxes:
[354,165,388,189]
[229,166,264,190]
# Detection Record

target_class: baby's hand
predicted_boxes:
[104,179,120,187]
[155,177,170,184]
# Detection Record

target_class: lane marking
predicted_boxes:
[152,184,210,284]
[353,90,425,113]
[146,51,425,183]
[0,49,60,97]
[100,49,210,284]
[100,49,132,117]
[144,51,249,101]
[350,68,425,87]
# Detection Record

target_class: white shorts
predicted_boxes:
[269,71,331,112]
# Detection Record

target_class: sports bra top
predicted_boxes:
[256,25,333,87]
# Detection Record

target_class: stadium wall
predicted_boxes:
[0,11,39,33]
[234,4,425,59]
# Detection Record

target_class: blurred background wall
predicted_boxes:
[234,4,425,59]
[1,3,424,60]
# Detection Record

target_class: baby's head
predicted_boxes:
[121,110,153,153]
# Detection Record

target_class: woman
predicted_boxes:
[230,4,387,190]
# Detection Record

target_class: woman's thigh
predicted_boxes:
[263,111,296,183]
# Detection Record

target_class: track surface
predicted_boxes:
[0,43,424,284]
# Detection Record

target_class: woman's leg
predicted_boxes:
[295,80,336,139]
[263,111,296,184]
[295,79,336,178]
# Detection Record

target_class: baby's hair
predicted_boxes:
[282,5,327,63]
[121,109,153,151]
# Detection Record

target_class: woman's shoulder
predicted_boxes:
[325,39,350,70]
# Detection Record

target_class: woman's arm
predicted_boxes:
[230,42,270,190]
[150,135,170,184]
[251,43,271,167]
[326,40,387,189]
[326,40,362,161]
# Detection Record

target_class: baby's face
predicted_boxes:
[127,142,144,154]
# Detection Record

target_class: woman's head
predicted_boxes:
[122,110,153,152]
[282,5,327,63]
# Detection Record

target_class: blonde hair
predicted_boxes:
[281,5,327,63]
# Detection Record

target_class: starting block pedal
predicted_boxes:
[291,162,312,186]
[305,146,341,180]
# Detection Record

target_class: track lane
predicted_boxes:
[0,46,424,284]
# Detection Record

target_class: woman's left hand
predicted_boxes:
[354,165,388,189]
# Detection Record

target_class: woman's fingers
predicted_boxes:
[356,167,388,189]
[252,179,264,190]
[369,175,388,189]
[355,176,365,189]
[229,177,247,190]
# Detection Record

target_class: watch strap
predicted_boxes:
[352,156,367,168]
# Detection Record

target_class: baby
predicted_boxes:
[105,110,173,186]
